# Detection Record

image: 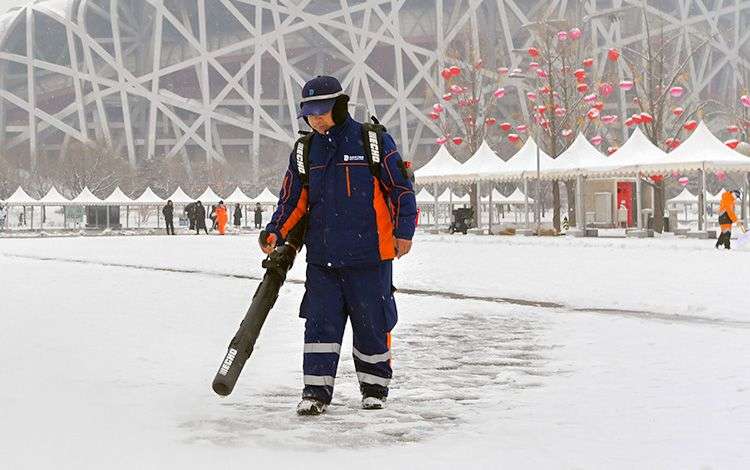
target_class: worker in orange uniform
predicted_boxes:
[216,201,229,235]
[716,190,743,249]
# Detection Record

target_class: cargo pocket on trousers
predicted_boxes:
[383,285,398,331]
[299,291,311,319]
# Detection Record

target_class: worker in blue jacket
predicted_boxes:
[259,76,417,415]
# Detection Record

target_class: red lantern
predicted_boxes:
[526,92,537,101]
[669,86,684,98]
[599,83,614,96]
[554,107,566,117]
[587,108,600,120]
[508,133,520,143]
[594,101,605,111]
[725,139,740,149]
[528,47,539,57]
[537,105,547,114]
[678,176,689,186]
[428,112,440,120]
[574,68,586,79]
[536,69,547,78]
[591,135,603,146]
[582,58,594,68]
[601,114,618,125]
[683,120,698,131]
[450,84,463,94]
[449,66,461,76]
[440,68,452,80]
[607,146,618,155]
[650,175,664,183]
[493,87,505,98]
[607,48,620,61]
[625,117,635,127]
[672,107,684,117]
[728,125,740,133]
[640,112,653,124]
[569,28,582,40]
[452,136,463,145]
[665,138,681,149]
[741,95,750,107]
[715,170,727,181]
[516,124,528,133]
[631,114,642,125]
[436,136,448,145]
[498,67,509,75]
[577,83,588,93]
[432,103,444,113]
[485,117,497,126]
[529,61,540,69]
[619,80,634,91]
[499,122,512,132]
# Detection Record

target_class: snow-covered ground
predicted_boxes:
[1,233,748,469]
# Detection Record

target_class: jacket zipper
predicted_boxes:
[345,166,352,197]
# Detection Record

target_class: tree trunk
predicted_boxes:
[552,180,561,232]
[470,184,479,227]
[653,180,665,233]
[565,180,576,226]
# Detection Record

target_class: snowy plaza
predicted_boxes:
[1,232,748,469]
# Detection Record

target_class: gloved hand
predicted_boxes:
[258,230,277,254]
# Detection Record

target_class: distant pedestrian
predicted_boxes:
[216,201,228,235]
[185,202,197,230]
[195,201,208,235]
[254,202,263,229]
[233,203,242,229]
[210,205,217,231]
[716,190,743,249]
[162,200,175,235]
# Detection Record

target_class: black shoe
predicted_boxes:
[296,397,327,416]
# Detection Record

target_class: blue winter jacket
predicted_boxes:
[266,115,417,267]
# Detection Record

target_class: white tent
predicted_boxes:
[707,189,727,204]
[589,127,671,176]
[492,137,554,181]
[656,122,750,172]
[254,187,278,204]
[71,187,103,205]
[196,186,222,203]
[415,188,434,204]
[504,187,534,204]
[167,187,194,205]
[103,187,132,205]
[437,188,469,203]
[132,187,165,206]
[226,187,254,204]
[453,140,506,182]
[39,187,70,206]
[3,187,38,205]
[414,145,464,183]
[547,133,607,178]
[667,188,698,205]
[481,188,507,202]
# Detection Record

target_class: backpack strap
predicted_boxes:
[362,118,387,180]
[293,131,313,185]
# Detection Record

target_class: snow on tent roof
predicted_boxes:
[453,140,506,181]
[167,187,194,205]
[667,187,698,204]
[547,133,607,178]
[132,187,165,205]
[226,187,254,204]
[658,122,750,172]
[415,188,434,203]
[437,188,469,203]
[71,187,103,205]
[3,186,38,205]
[480,188,507,202]
[589,127,670,176]
[196,186,222,203]
[414,145,464,183]
[34,0,73,20]
[504,187,534,204]
[492,137,554,181]
[254,187,278,204]
[103,187,132,205]
[39,186,70,205]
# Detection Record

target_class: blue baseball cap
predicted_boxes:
[298,76,346,118]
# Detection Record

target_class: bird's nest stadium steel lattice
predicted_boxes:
[1,0,749,182]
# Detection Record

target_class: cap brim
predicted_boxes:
[297,98,336,118]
